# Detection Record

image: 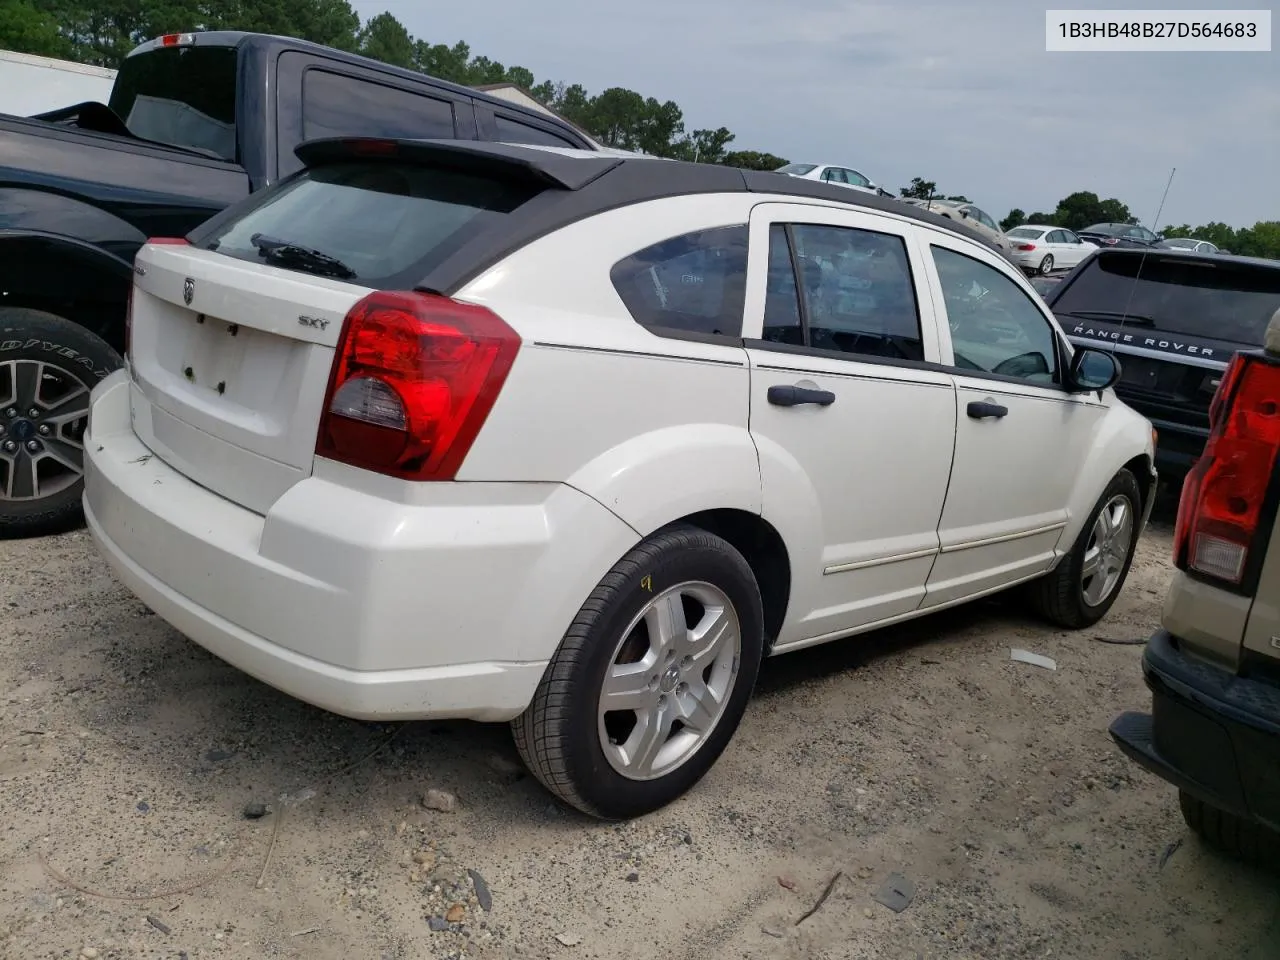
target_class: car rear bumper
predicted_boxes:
[82,370,638,722]
[1109,629,1280,832]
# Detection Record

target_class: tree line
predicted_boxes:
[3,0,1275,257]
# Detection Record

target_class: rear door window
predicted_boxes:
[762,222,925,362]
[1052,255,1280,344]
[610,226,749,338]
[493,115,578,148]
[302,70,457,142]
[200,160,538,288]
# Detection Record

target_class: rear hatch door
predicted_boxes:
[128,152,545,514]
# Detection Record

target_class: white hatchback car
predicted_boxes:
[84,140,1157,820]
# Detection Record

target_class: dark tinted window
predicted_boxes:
[303,70,455,142]
[494,115,578,148]
[1083,223,1123,236]
[1051,254,1280,344]
[610,226,749,337]
[763,224,804,344]
[764,223,924,361]
[932,245,1058,383]
[109,46,238,160]
[203,160,537,287]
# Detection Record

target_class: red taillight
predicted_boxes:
[345,138,399,156]
[316,291,521,481]
[1101,237,1120,245]
[159,33,195,46]
[1016,243,1036,251]
[1173,352,1280,584]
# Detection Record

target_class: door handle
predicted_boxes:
[967,400,1008,419]
[768,384,837,407]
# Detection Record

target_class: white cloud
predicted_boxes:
[353,0,1278,227]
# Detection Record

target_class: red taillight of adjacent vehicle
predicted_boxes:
[1016,243,1036,251]
[1173,351,1280,584]
[316,291,521,481]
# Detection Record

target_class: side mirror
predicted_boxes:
[960,209,970,218]
[1067,347,1121,393]
[1155,234,1165,242]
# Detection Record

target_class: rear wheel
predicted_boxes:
[512,524,764,819]
[0,308,121,538]
[1179,791,1280,868]
[1027,468,1141,628]
[1039,254,1055,275]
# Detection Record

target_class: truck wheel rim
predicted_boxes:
[597,581,741,782]
[0,360,89,502]
[1082,494,1133,606]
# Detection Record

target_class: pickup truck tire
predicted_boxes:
[0,307,121,538]
[1179,791,1280,868]
[512,523,765,820]
[1026,468,1141,629]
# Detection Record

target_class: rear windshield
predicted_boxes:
[1006,227,1043,239]
[109,46,238,161]
[1081,223,1122,235]
[1052,254,1280,345]
[776,163,817,175]
[202,160,539,286]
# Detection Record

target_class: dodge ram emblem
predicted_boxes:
[183,277,195,306]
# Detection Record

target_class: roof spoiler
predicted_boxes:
[293,137,623,191]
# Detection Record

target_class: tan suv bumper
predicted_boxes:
[1110,630,1280,833]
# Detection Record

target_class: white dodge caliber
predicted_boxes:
[84,138,1157,819]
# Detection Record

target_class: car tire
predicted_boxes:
[512,523,765,820]
[1039,254,1055,275]
[1179,791,1280,868]
[1026,468,1142,629]
[0,307,122,539]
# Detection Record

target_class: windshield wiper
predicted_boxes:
[1056,309,1157,326]
[249,233,356,279]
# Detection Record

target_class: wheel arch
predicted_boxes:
[671,508,792,651]
[0,232,135,354]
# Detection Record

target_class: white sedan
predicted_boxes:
[1005,225,1098,275]
[83,139,1157,820]
[774,162,892,196]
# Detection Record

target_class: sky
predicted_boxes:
[353,0,1277,229]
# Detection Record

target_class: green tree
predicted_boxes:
[1000,208,1026,232]
[900,177,937,200]
[0,0,71,58]
[357,11,413,68]
[721,150,789,171]
[669,127,734,163]
[1052,191,1133,231]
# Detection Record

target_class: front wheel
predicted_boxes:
[512,524,765,820]
[0,307,122,538]
[1026,468,1141,628]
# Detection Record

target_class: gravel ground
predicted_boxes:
[2,520,1279,960]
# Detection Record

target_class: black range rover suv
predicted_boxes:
[1047,248,1280,492]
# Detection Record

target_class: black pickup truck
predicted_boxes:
[0,30,597,536]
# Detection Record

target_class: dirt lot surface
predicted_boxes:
[3,520,1279,960]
